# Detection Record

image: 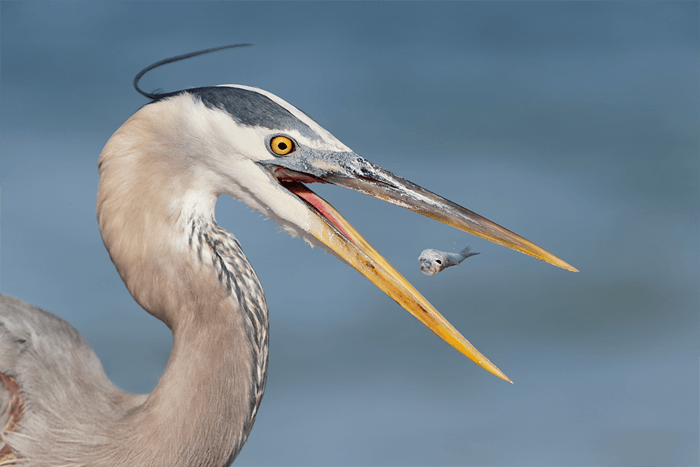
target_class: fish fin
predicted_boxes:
[460,246,480,259]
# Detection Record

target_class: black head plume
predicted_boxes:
[133,44,252,101]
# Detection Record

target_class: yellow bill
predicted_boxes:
[288,182,513,383]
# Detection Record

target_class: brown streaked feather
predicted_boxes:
[0,373,23,463]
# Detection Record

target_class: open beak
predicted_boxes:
[258,148,576,383]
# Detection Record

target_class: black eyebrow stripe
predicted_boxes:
[187,87,321,141]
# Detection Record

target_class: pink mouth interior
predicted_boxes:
[279,180,356,243]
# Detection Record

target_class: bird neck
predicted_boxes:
[127,284,267,466]
[96,109,269,465]
[105,213,269,466]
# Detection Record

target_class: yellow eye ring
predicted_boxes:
[270,136,294,155]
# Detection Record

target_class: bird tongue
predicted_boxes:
[272,167,325,185]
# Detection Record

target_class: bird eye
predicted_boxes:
[270,136,294,156]
[435,260,442,264]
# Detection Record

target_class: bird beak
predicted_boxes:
[258,148,576,382]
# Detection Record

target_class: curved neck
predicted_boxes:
[95,107,269,466]
[121,283,267,466]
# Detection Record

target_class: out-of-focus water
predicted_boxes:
[1,2,697,465]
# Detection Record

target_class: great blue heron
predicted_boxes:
[0,45,576,466]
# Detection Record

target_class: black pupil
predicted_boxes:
[436,260,442,264]
[278,142,288,150]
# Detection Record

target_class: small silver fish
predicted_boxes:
[418,246,479,276]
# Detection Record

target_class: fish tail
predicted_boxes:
[460,246,480,259]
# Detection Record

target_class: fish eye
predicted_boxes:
[270,136,295,156]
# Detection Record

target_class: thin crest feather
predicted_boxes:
[133,44,252,100]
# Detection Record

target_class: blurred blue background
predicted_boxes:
[1,2,698,465]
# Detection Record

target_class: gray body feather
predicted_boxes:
[0,294,147,466]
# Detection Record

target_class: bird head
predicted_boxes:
[124,82,574,382]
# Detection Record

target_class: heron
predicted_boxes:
[0,45,576,466]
